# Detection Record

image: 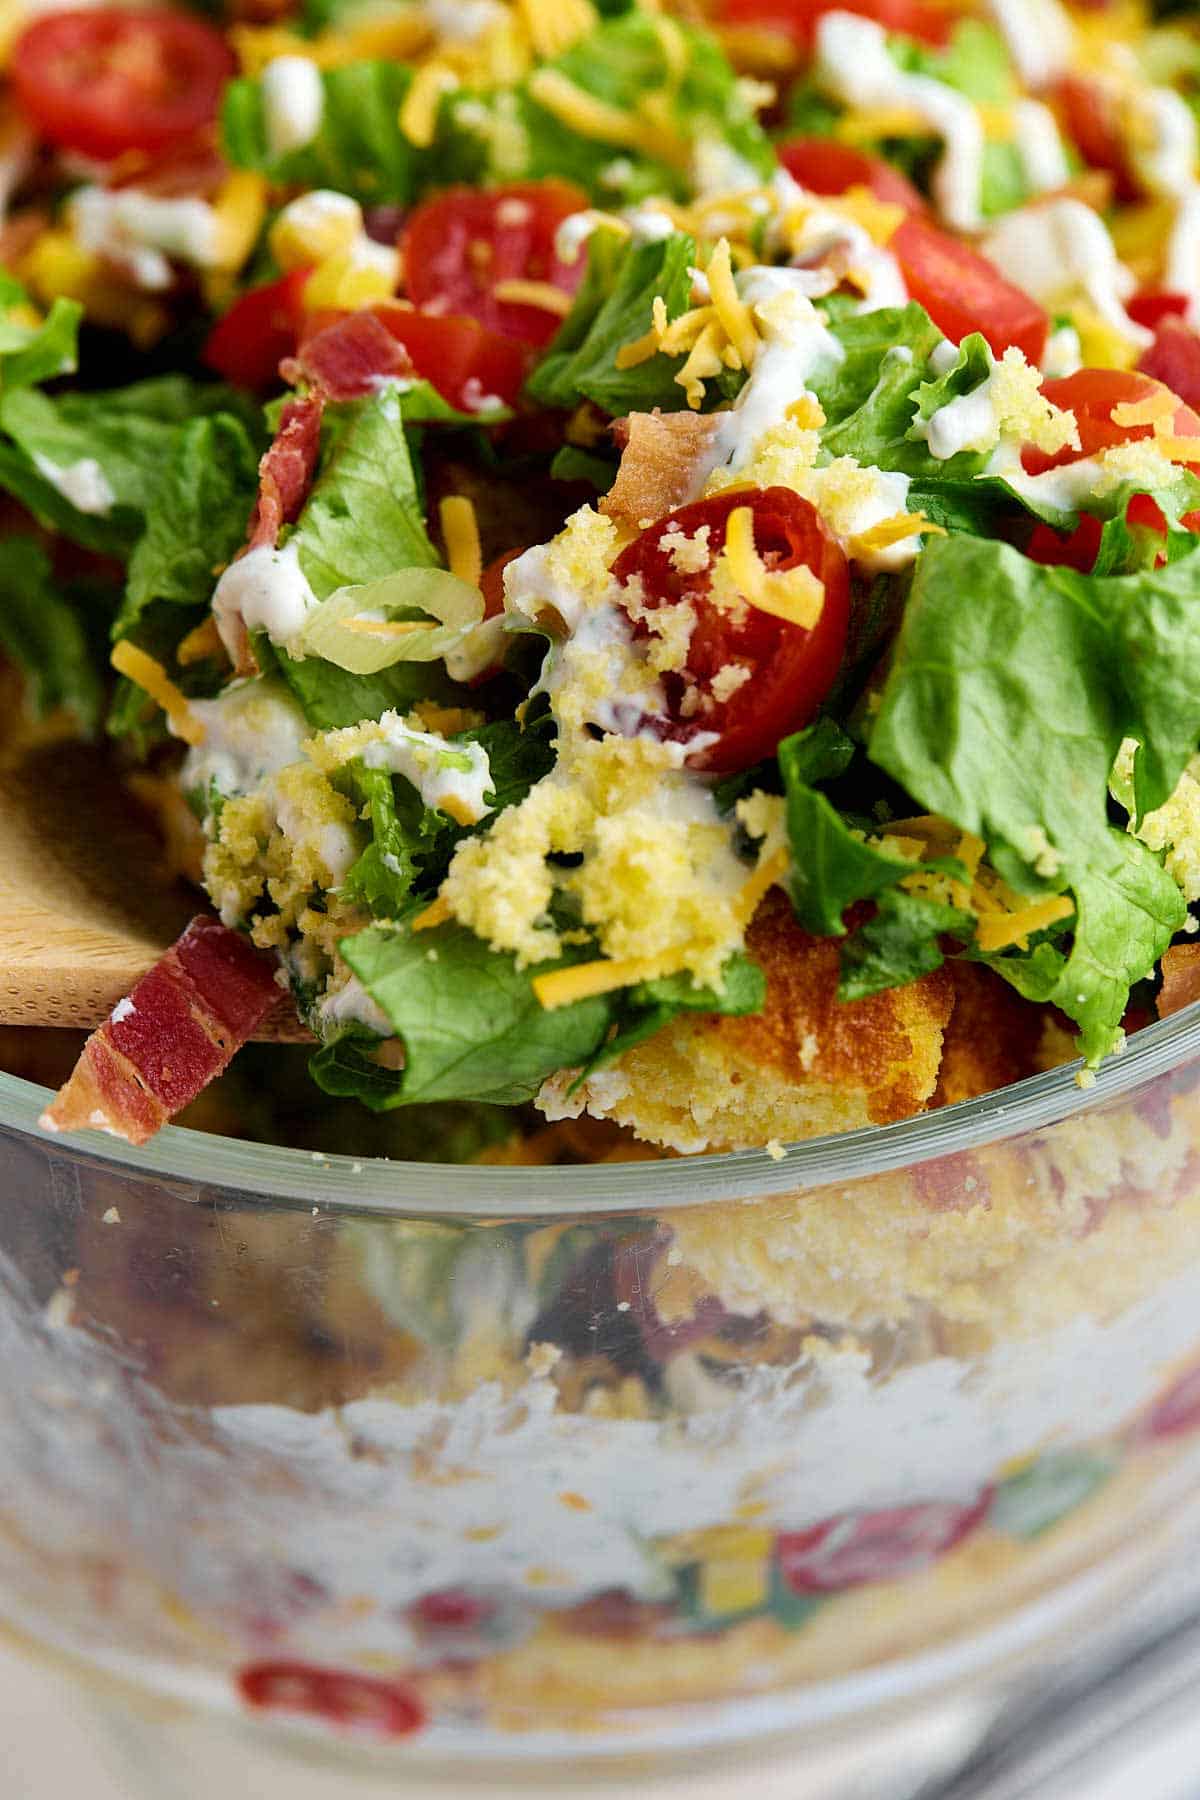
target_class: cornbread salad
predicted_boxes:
[0,0,1194,1150]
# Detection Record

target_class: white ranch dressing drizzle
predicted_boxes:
[70,186,221,291]
[981,199,1151,349]
[815,10,986,231]
[32,454,115,515]
[986,0,1075,89]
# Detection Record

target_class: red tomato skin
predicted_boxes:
[480,548,524,619]
[777,138,927,212]
[237,1662,426,1737]
[203,269,313,392]
[1026,513,1105,573]
[1128,291,1190,333]
[1139,317,1200,416]
[721,0,952,50]
[1026,369,1200,475]
[402,181,587,348]
[1022,369,1200,566]
[11,9,234,161]
[776,1491,992,1594]
[1054,76,1137,202]
[611,487,850,774]
[369,304,529,409]
[890,216,1048,364]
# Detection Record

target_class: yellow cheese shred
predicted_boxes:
[515,0,597,59]
[851,512,945,555]
[438,494,483,588]
[411,895,453,933]
[974,895,1074,953]
[719,506,825,627]
[111,642,206,747]
[399,61,458,148]
[1147,435,1200,465]
[526,68,687,166]
[1112,390,1178,430]
[491,278,573,316]
[175,616,225,667]
[706,237,759,371]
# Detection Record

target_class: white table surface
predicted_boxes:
[5,1634,1200,1800]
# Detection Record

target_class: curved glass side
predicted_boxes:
[2,1027,1200,1760]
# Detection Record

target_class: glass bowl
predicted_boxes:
[4,1010,1200,1784]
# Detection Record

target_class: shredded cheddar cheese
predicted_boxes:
[411,896,453,933]
[1112,389,1178,430]
[439,494,483,589]
[111,643,206,747]
[491,278,573,316]
[975,895,1075,952]
[712,506,826,628]
[706,237,758,371]
[400,61,459,148]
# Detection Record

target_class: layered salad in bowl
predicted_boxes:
[2,0,1200,1764]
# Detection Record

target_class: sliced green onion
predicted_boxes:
[299,567,484,673]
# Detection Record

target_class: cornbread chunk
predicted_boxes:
[548,892,954,1152]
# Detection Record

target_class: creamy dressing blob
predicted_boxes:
[31,454,115,515]
[212,539,320,662]
[261,56,325,161]
[70,186,221,290]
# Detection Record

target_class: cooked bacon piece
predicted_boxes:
[1158,943,1200,1020]
[247,392,325,550]
[41,916,283,1144]
[283,308,411,402]
[600,409,720,527]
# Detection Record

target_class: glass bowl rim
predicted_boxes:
[4,1002,1198,1218]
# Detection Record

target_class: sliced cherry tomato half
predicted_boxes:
[1023,368,1200,568]
[1025,368,1200,474]
[610,487,850,775]
[402,180,588,348]
[1128,290,1190,333]
[238,1661,426,1737]
[776,1492,992,1594]
[11,9,234,162]
[720,0,952,50]
[1053,76,1137,202]
[203,269,313,393]
[890,215,1048,365]
[778,138,927,213]
[480,547,525,619]
[1139,315,1200,415]
[368,304,529,410]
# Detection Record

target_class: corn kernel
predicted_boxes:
[270,190,362,273]
[303,242,398,310]
[211,171,267,273]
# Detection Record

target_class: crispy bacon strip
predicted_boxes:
[247,391,326,550]
[41,917,283,1145]
[281,308,411,402]
[1158,943,1200,1020]
[600,409,720,527]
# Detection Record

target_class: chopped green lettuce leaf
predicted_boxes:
[869,534,1200,1059]
[0,536,106,734]
[527,230,698,414]
[288,391,438,597]
[780,718,952,936]
[837,888,971,1001]
[338,920,614,1106]
[222,61,419,203]
[115,413,260,638]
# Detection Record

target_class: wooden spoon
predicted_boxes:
[0,740,309,1041]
